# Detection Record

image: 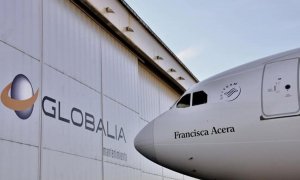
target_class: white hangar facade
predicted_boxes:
[0,0,198,180]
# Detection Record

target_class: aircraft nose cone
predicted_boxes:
[134,120,157,162]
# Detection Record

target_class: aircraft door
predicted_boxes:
[261,58,300,120]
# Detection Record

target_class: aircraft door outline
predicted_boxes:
[261,58,300,120]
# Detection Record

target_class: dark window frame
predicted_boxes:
[176,93,191,108]
[192,91,207,106]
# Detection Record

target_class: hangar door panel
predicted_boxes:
[262,58,299,119]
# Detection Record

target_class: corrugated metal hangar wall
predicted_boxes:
[0,0,198,180]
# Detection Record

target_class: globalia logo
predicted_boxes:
[1,74,39,120]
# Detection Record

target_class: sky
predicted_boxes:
[125,0,300,81]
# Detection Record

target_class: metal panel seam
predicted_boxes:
[43,147,102,161]
[38,0,44,179]
[43,63,101,94]
[0,138,39,148]
[0,39,40,62]
[103,94,139,114]
[100,24,104,180]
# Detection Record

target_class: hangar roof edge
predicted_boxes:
[71,0,199,93]
[119,0,199,83]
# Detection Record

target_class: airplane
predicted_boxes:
[134,48,300,180]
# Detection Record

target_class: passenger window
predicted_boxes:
[192,91,207,106]
[176,94,191,108]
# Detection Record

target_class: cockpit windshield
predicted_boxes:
[176,93,191,108]
[174,90,208,109]
[192,91,207,106]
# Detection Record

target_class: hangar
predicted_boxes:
[0,0,198,179]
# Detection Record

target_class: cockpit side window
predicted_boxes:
[176,94,191,108]
[192,91,207,106]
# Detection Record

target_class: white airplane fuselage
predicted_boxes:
[135,48,300,180]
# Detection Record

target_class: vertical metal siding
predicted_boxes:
[138,63,182,178]
[103,96,140,168]
[43,0,102,92]
[141,172,163,180]
[138,63,160,122]
[42,149,102,180]
[158,80,179,114]
[0,0,42,60]
[104,162,141,180]
[0,0,194,179]
[42,65,102,160]
[102,32,139,112]
[0,42,40,147]
[0,140,38,180]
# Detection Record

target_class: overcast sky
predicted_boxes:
[125,0,300,81]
